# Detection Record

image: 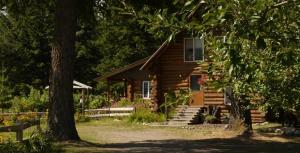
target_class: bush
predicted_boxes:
[89,95,110,109]
[204,115,219,124]
[128,108,165,123]
[0,131,54,153]
[2,113,38,126]
[10,88,48,112]
[11,96,29,112]
[133,98,152,109]
[118,98,133,107]
[24,131,53,153]
[0,140,25,153]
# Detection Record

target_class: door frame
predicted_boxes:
[189,74,204,106]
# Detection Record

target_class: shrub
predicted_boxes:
[133,98,152,109]
[0,139,25,153]
[118,98,133,107]
[160,89,191,119]
[128,108,165,123]
[2,113,38,126]
[11,96,29,112]
[10,88,48,112]
[204,115,219,124]
[89,95,110,109]
[0,131,54,153]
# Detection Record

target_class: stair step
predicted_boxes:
[176,111,198,114]
[173,114,196,117]
[168,105,204,125]
[168,121,190,124]
[171,117,195,120]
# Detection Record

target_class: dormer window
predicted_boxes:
[184,38,204,62]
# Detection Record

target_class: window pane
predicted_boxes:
[194,38,204,60]
[143,81,149,98]
[190,75,201,91]
[185,39,193,61]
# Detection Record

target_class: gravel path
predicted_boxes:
[60,121,300,153]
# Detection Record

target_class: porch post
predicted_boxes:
[127,79,134,102]
[123,79,127,98]
[107,79,111,103]
[150,74,159,111]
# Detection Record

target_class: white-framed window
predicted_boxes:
[184,38,204,62]
[142,81,150,99]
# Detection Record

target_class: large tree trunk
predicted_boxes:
[48,0,79,141]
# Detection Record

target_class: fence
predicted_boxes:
[84,107,135,118]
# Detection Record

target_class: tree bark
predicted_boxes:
[48,0,80,141]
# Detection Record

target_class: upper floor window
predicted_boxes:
[184,38,204,62]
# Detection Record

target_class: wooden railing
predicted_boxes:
[0,112,46,142]
[0,120,41,142]
[84,107,135,118]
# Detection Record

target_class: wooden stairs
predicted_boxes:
[167,105,205,126]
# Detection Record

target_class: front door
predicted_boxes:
[189,75,204,106]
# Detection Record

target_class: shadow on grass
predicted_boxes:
[58,135,300,153]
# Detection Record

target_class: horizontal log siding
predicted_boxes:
[133,80,142,99]
[159,36,198,93]
[155,35,264,123]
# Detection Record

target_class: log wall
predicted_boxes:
[154,34,265,123]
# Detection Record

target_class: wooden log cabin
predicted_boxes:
[95,32,265,123]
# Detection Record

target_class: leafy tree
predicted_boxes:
[0,62,12,110]
[136,0,300,130]
[0,3,53,93]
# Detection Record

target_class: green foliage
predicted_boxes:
[89,95,110,109]
[10,88,48,112]
[0,65,12,110]
[161,89,191,108]
[0,140,25,153]
[27,88,48,112]
[160,89,191,118]
[118,98,133,107]
[133,98,152,109]
[204,115,218,124]
[139,0,300,123]
[128,108,165,123]
[0,2,54,93]
[0,131,54,153]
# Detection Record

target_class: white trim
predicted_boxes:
[183,37,204,62]
[142,81,150,99]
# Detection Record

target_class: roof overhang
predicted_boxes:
[94,57,149,81]
[45,80,92,90]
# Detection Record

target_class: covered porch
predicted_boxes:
[95,58,160,110]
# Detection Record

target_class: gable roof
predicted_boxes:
[94,1,204,81]
[95,57,149,81]
[140,1,204,70]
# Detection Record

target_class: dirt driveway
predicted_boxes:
[60,120,300,153]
